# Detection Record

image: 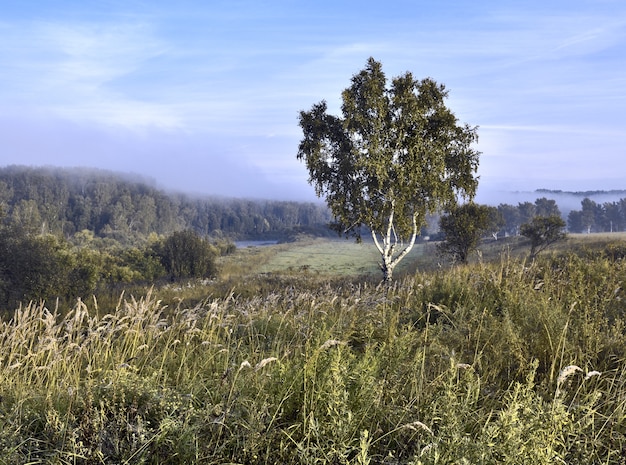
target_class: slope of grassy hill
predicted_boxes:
[0,235,625,463]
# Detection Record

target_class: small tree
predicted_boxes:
[580,198,597,234]
[153,230,217,280]
[520,215,566,259]
[297,58,480,281]
[567,210,584,233]
[437,203,503,263]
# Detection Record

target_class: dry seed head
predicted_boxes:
[403,420,433,435]
[420,443,436,456]
[319,339,345,350]
[255,357,278,371]
[557,365,582,385]
[239,360,252,370]
[456,363,472,370]
[585,370,601,380]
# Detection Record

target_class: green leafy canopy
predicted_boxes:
[297,57,480,241]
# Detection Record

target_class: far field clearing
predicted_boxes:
[220,237,436,278]
[220,232,626,280]
[257,238,434,276]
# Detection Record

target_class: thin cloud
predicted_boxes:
[0,20,180,130]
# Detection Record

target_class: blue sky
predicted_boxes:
[1,1,625,202]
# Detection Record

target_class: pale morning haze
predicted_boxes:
[1,0,624,202]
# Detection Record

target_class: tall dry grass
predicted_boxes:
[0,249,625,463]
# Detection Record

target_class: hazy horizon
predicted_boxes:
[4,163,626,219]
[1,1,624,201]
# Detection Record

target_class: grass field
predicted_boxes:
[2,231,626,463]
[222,236,487,280]
[255,238,434,277]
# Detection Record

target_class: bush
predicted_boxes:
[152,230,218,280]
[520,215,567,258]
[0,227,89,308]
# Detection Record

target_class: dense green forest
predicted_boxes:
[0,165,332,243]
[1,165,623,244]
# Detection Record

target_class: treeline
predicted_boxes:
[491,197,562,237]
[567,198,626,233]
[537,188,626,198]
[4,166,624,243]
[490,196,626,237]
[0,165,332,244]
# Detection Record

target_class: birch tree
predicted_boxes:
[297,57,480,281]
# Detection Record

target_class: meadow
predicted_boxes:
[225,238,435,278]
[1,234,626,464]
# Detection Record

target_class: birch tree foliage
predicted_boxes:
[297,58,480,280]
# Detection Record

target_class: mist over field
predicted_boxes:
[476,186,626,214]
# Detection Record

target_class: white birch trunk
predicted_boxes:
[371,208,419,281]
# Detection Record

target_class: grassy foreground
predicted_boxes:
[1,246,626,463]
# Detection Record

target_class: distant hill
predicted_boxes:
[0,165,332,243]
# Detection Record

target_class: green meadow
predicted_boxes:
[1,234,626,464]
[239,238,434,277]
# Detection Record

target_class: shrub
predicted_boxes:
[152,230,218,280]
